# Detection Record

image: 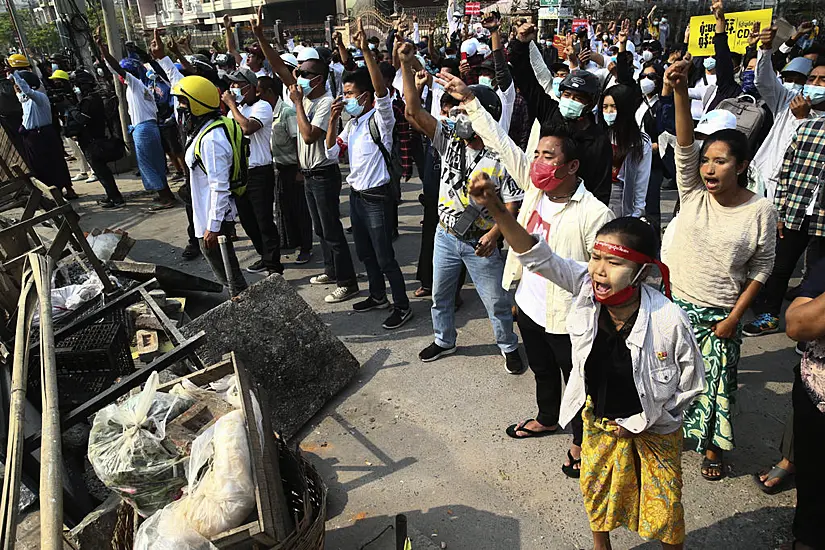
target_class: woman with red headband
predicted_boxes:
[667,55,777,481]
[468,172,705,550]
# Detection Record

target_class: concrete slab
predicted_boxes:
[63,162,798,550]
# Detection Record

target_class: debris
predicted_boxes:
[109,260,224,293]
[135,330,159,362]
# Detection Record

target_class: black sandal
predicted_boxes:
[505,419,558,439]
[701,456,725,481]
[753,465,794,495]
[562,449,581,479]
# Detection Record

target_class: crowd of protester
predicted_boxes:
[4,1,825,547]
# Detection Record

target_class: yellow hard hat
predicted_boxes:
[171,75,220,117]
[7,54,29,68]
[49,69,69,81]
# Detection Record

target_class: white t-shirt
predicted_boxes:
[515,196,567,328]
[124,71,157,126]
[230,100,274,168]
[240,53,271,78]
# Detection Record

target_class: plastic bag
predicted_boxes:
[88,372,193,516]
[86,232,122,262]
[35,274,105,324]
[134,508,218,550]
[170,409,256,537]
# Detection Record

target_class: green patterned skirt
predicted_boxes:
[674,298,742,452]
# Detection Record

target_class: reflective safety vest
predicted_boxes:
[193,116,249,197]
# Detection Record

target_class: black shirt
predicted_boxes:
[584,307,644,419]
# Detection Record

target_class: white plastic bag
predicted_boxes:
[170,409,256,537]
[88,372,192,516]
[134,508,218,550]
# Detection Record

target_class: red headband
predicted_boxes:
[594,240,672,299]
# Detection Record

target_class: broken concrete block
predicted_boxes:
[66,494,120,549]
[181,274,360,439]
[136,330,159,362]
[148,289,167,308]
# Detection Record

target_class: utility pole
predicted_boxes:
[119,0,134,42]
[3,0,30,57]
[100,0,135,157]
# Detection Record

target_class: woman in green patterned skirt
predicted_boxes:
[663,55,777,480]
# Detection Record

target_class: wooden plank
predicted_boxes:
[156,359,232,392]
[138,287,204,371]
[0,205,72,238]
[45,221,73,263]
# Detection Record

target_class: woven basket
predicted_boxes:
[274,439,327,550]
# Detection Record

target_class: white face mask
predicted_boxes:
[642,50,654,62]
[478,75,493,88]
[783,81,804,94]
[640,78,656,95]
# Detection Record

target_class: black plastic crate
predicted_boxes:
[29,321,135,409]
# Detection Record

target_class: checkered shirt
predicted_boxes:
[777,117,825,237]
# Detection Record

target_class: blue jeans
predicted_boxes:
[350,187,409,309]
[431,226,518,352]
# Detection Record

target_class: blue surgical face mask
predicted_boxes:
[478,75,493,88]
[446,54,456,59]
[368,43,377,51]
[296,76,315,94]
[51,63,59,72]
[343,96,365,116]
[442,117,456,131]
[704,57,716,71]
[603,111,617,126]
[355,59,366,68]
[231,87,244,103]
[73,86,81,95]
[783,81,804,94]
[552,76,563,97]
[610,56,617,65]
[559,96,586,119]
[803,84,825,104]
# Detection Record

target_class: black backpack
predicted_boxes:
[63,103,90,138]
[368,114,403,202]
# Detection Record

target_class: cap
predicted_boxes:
[280,53,299,68]
[245,44,264,57]
[296,47,320,62]
[460,38,479,57]
[559,69,600,99]
[695,109,737,136]
[781,56,813,77]
[225,67,258,87]
[476,43,491,58]
[479,58,495,72]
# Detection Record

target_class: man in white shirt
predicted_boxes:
[222,67,282,276]
[325,21,412,330]
[171,75,247,292]
[251,7,359,303]
[96,32,176,210]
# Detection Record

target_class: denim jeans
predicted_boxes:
[431,226,518,352]
[304,165,357,287]
[350,187,409,310]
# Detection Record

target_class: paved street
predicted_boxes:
[69,162,799,550]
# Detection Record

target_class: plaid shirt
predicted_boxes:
[392,93,414,180]
[777,117,825,237]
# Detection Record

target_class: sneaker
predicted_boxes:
[419,342,457,362]
[742,313,780,337]
[796,342,807,356]
[353,296,390,312]
[71,172,88,182]
[182,242,201,260]
[246,259,267,274]
[310,274,335,285]
[85,175,98,183]
[295,250,312,264]
[147,200,176,212]
[383,307,412,330]
[325,285,359,303]
[100,199,124,209]
[503,349,526,375]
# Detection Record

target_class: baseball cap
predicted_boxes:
[460,38,479,57]
[781,56,813,78]
[224,67,258,87]
[695,109,737,136]
[296,47,320,62]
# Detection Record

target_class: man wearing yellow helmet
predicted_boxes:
[171,74,248,292]
[6,54,30,70]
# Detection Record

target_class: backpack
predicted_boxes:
[63,103,90,138]
[368,114,402,202]
[193,117,250,197]
[149,77,174,122]
[716,95,767,154]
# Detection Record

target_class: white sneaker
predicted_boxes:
[85,175,98,183]
[324,285,359,303]
[71,173,88,182]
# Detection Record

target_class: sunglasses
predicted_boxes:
[295,70,320,79]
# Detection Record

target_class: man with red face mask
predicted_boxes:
[438,71,615,477]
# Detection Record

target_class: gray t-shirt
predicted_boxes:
[298,92,336,170]
[432,121,524,237]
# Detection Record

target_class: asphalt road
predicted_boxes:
[68,162,799,550]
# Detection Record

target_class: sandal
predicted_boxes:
[753,465,794,495]
[147,201,177,212]
[414,287,432,298]
[505,419,558,439]
[562,449,581,479]
[701,456,725,481]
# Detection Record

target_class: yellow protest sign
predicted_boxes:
[688,9,773,56]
